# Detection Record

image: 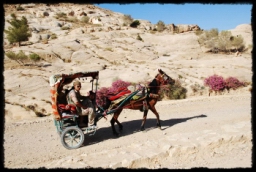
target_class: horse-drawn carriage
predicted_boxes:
[49,69,174,150]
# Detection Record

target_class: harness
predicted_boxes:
[100,73,169,114]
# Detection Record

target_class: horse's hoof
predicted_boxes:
[140,127,145,131]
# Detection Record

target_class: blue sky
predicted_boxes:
[94,3,252,31]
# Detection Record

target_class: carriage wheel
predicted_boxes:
[60,126,84,150]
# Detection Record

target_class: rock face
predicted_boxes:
[167,24,201,33]
[229,24,252,47]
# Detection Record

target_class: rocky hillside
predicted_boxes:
[3,3,252,122]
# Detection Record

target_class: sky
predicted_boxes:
[94,3,252,31]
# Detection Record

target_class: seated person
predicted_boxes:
[81,90,97,127]
[66,80,90,127]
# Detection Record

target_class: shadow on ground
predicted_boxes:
[83,114,207,147]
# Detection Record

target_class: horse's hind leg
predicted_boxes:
[110,117,118,136]
[140,110,148,131]
[115,109,123,131]
[110,109,123,137]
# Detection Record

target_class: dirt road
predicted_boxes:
[4,93,252,169]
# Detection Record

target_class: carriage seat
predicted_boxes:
[58,104,78,119]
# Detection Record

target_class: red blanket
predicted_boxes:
[108,87,131,101]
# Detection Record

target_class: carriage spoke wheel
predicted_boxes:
[60,126,84,150]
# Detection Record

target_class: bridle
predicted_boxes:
[156,73,170,85]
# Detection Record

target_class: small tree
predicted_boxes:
[4,13,31,47]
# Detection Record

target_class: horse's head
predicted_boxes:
[157,69,175,85]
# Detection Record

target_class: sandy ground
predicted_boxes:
[4,92,252,169]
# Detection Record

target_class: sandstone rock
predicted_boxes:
[29,32,41,43]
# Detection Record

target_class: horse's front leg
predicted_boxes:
[149,106,161,130]
[140,110,148,131]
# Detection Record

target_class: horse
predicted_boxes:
[100,69,175,136]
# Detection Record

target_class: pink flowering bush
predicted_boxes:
[204,74,226,91]
[108,79,131,94]
[96,87,111,106]
[204,75,246,94]
[225,77,245,90]
[96,79,131,106]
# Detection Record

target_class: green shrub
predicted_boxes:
[5,51,16,60]
[55,12,67,19]
[17,50,28,63]
[198,28,219,50]
[16,5,25,11]
[136,34,143,41]
[231,35,245,51]
[5,50,28,65]
[159,80,187,100]
[130,20,140,28]
[217,31,233,52]
[61,26,70,30]
[66,16,78,23]
[195,30,203,36]
[123,14,133,26]
[156,20,165,32]
[105,47,113,52]
[197,28,245,53]
[29,53,41,63]
[50,33,57,39]
[80,16,89,23]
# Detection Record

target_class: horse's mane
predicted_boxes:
[148,78,158,94]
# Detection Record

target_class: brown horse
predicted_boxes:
[101,69,175,136]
